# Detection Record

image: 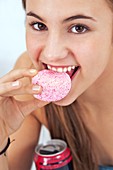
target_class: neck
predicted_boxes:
[75,56,113,165]
[77,58,113,117]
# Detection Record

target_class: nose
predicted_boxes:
[41,31,68,62]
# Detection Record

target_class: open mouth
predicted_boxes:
[43,63,80,79]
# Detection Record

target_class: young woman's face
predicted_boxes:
[25,0,113,106]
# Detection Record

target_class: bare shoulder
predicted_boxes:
[14,51,48,128]
[14,51,33,69]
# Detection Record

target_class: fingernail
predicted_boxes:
[29,69,37,74]
[32,85,41,91]
[12,81,20,87]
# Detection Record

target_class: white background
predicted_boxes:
[0,0,26,77]
[0,1,50,169]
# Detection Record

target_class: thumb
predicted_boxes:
[17,98,49,117]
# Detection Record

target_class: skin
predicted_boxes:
[25,0,113,164]
[26,0,113,106]
[0,0,113,169]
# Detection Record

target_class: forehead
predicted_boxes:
[26,0,111,19]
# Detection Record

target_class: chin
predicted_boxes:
[53,88,83,106]
[53,95,76,106]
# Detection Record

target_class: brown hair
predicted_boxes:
[45,102,97,170]
[22,0,26,9]
[21,0,113,169]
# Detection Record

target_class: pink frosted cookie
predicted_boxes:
[32,69,71,102]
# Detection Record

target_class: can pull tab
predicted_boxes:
[39,144,60,155]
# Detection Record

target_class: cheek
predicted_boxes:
[26,33,43,62]
[73,40,111,81]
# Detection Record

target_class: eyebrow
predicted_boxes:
[26,11,96,22]
[27,12,45,21]
[63,15,96,22]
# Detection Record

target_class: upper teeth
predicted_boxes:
[47,65,76,73]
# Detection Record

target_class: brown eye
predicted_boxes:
[70,24,89,34]
[31,22,47,31]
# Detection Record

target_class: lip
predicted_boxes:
[42,63,76,68]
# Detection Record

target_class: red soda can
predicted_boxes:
[34,139,73,170]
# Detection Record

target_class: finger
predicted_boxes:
[0,69,38,83]
[17,98,49,117]
[0,81,22,97]
[0,81,42,97]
